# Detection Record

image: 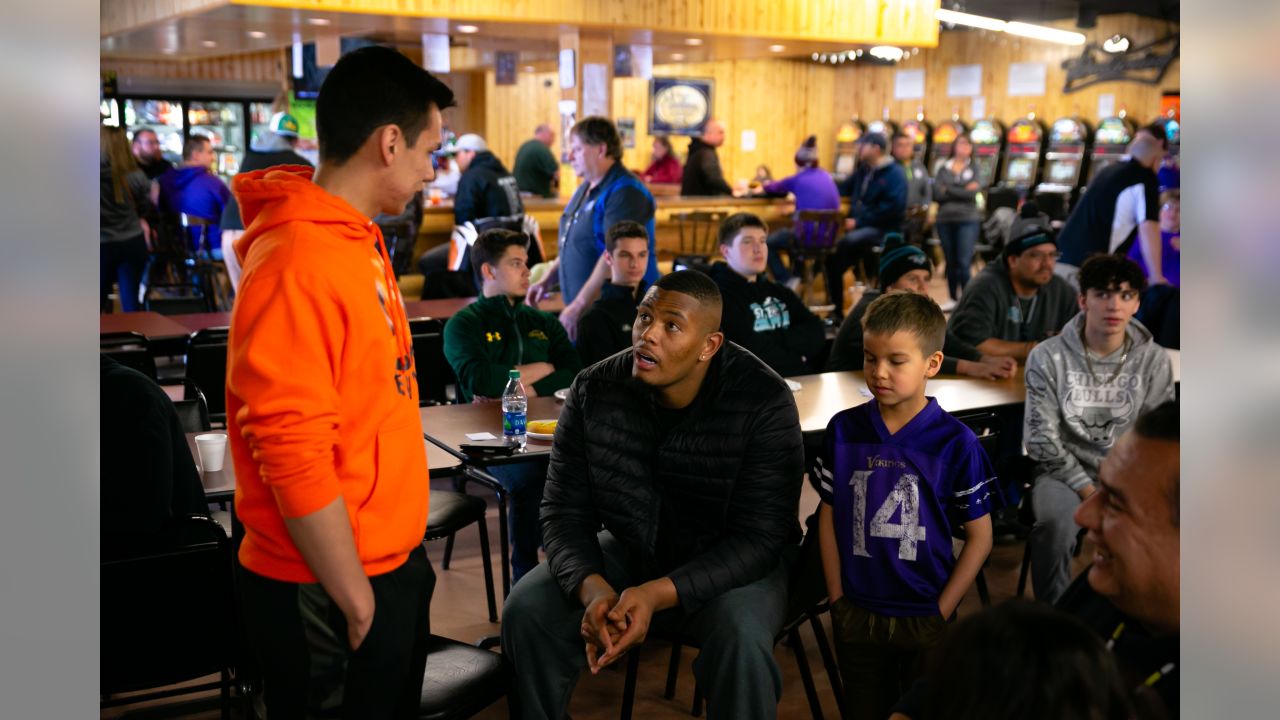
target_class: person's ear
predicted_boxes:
[377,124,403,167]
[481,262,497,283]
[1078,293,1088,314]
[604,251,615,268]
[925,350,944,378]
[699,331,725,363]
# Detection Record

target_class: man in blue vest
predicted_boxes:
[526,117,658,341]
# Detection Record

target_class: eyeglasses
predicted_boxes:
[430,152,441,171]
[1021,250,1062,262]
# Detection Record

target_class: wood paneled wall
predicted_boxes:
[102,48,288,83]
[832,14,1179,130]
[101,0,228,37]
[218,0,940,45]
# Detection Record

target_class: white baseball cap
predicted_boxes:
[453,133,488,152]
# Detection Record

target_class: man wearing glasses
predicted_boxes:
[947,227,1079,362]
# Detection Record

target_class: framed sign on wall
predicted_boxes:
[649,77,713,136]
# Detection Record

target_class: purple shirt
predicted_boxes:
[763,167,841,212]
[1127,229,1180,288]
[815,398,1000,616]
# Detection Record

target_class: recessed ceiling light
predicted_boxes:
[685,38,702,46]
[306,17,330,26]
[201,40,218,48]
[671,52,685,61]
[1102,35,1130,53]
[456,25,479,34]
[811,53,820,61]
[247,31,267,39]
[524,65,535,71]
[769,44,785,52]
[869,46,905,62]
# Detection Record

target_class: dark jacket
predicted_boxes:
[455,151,524,227]
[680,137,732,196]
[513,138,559,198]
[100,155,152,244]
[443,294,582,402]
[947,261,1078,347]
[542,343,804,612]
[708,262,826,378]
[575,281,645,367]
[838,159,907,231]
[826,289,983,375]
[221,150,312,232]
[933,160,982,224]
[138,157,173,180]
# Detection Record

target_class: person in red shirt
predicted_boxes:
[640,135,682,185]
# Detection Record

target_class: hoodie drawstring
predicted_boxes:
[371,223,415,381]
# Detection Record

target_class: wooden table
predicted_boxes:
[789,370,1029,435]
[185,431,463,503]
[100,312,190,341]
[172,312,231,333]
[418,396,564,466]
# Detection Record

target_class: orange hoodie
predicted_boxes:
[227,166,429,583]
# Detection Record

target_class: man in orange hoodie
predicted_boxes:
[226,46,454,718]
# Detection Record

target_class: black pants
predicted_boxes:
[830,597,947,720]
[100,237,148,312]
[236,545,435,719]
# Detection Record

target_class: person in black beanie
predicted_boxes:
[827,234,1017,379]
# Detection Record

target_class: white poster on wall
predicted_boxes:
[559,48,576,89]
[741,129,757,152]
[1097,93,1116,118]
[422,34,450,73]
[631,45,654,80]
[583,63,609,117]
[971,96,986,120]
[894,69,925,100]
[947,64,983,97]
[1008,62,1047,96]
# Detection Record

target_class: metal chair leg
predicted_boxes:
[442,533,456,570]
[808,612,845,719]
[976,568,991,607]
[691,678,704,717]
[476,515,497,623]
[664,641,684,699]
[620,648,640,720]
[790,627,824,720]
[1017,539,1033,598]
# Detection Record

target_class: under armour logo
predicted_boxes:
[486,331,502,342]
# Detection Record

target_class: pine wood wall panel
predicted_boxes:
[102,48,287,83]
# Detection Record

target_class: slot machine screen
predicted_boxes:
[835,153,856,177]
[1007,158,1034,184]
[1048,159,1078,184]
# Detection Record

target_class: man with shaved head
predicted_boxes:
[514,122,560,198]
[1056,133,1167,287]
[502,270,805,720]
[682,119,734,196]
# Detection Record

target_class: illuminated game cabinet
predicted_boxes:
[928,119,968,176]
[901,117,933,160]
[1000,116,1048,192]
[969,119,1005,188]
[1088,114,1137,184]
[1035,116,1093,217]
[866,118,899,139]
[832,119,866,184]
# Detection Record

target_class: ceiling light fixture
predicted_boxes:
[524,65,535,71]
[1004,22,1086,45]
[935,9,1007,31]
[869,46,905,62]
[306,17,331,26]
[201,40,218,48]
[456,25,479,34]
[247,31,267,39]
[672,52,685,60]
[769,44,785,52]
[811,52,820,61]
[1102,34,1131,53]
[685,38,703,46]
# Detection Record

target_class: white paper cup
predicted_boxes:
[195,433,228,472]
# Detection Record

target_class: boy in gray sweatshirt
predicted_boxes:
[1024,254,1175,603]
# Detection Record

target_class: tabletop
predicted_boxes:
[419,396,564,465]
[100,312,190,341]
[185,430,463,503]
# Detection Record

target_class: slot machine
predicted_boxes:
[901,117,932,161]
[928,119,968,176]
[969,119,1005,188]
[1035,116,1093,218]
[1000,116,1048,192]
[1088,114,1138,185]
[866,118,899,139]
[1149,114,1180,189]
[832,118,866,184]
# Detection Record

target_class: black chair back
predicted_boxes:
[186,327,230,424]
[101,515,235,699]
[410,318,457,406]
[173,395,213,434]
[101,332,157,379]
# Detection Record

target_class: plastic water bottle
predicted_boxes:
[502,369,527,449]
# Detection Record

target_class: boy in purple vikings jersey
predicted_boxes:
[816,292,998,720]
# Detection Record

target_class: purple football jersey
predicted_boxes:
[815,398,1000,616]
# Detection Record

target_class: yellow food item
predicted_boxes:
[527,420,558,435]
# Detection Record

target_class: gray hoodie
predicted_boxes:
[1023,312,1175,491]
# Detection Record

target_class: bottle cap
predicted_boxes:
[509,369,520,379]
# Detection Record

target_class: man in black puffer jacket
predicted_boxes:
[502,270,804,720]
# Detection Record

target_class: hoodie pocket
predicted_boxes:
[355,418,431,566]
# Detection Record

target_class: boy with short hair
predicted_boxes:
[1024,253,1174,603]
[575,220,651,366]
[708,212,826,377]
[816,292,998,720]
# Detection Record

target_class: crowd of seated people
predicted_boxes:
[103,47,1182,720]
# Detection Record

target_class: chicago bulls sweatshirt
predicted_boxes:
[1022,312,1175,491]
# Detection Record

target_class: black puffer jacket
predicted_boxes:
[541,342,804,612]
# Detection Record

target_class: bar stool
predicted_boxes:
[672,210,725,269]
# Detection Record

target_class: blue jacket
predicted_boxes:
[838,160,907,232]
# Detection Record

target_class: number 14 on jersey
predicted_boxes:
[849,471,927,561]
